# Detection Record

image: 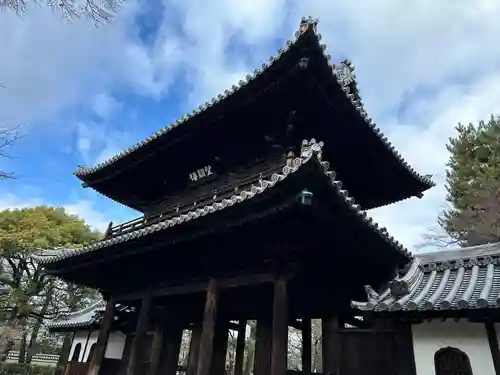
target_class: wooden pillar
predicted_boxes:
[126,295,152,375]
[486,322,500,375]
[187,322,202,375]
[234,320,246,375]
[210,318,230,375]
[159,322,184,375]
[301,319,311,375]
[87,301,115,375]
[321,316,340,375]
[270,277,287,375]
[196,279,219,375]
[254,318,272,375]
[148,325,164,375]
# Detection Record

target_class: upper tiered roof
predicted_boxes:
[73,17,433,212]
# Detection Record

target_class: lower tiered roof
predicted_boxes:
[46,301,106,331]
[352,243,500,312]
[46,301,134,332]
[37,139,412,268]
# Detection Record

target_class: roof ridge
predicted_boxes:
[416,242,500,265]
[38,138,411,265]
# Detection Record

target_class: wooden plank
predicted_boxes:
[301,319,311,375]
[321,316,340,375]
[196,279,218,375]
[486,322,500,375]
[126,295,152,375]
[113,273,275,302]
[87,301,115,375]
[270,278,287,375]
[187,322,202,375]
[234,320,246,375]
[254,318,272,375]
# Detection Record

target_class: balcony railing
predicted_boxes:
[106,162,285,239]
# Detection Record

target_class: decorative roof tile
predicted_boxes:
[74,17,433,190]
[38,139,412,266]
[352,243,500,312]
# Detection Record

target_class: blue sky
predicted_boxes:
[1,0,500,252]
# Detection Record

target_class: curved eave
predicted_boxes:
[73,17,434,198]
[352,244,500,313]
[41,139,412,270]
[46,300,105,331]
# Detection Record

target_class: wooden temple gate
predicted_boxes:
[80,293,414,375]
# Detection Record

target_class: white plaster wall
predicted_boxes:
[105,332,127,360]
[69,330,127,362]
[82,331,99,362]
[69,331,89,362]
[412,320,494,375]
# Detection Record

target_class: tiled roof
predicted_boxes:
[352,243,500,312]
[46,300,106,330]
[73,17,433,190]
[37,139,412,266]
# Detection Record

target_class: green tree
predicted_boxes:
[0,206,101,362]
[441,115,500,245]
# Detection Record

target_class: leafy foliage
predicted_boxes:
[0,206,101,362]
[0,363,54,375]
[441,115,500,245]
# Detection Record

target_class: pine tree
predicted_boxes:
[442,115,500,245]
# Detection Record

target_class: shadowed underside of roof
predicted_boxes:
[35,139,413,268]
[352,243,500,312]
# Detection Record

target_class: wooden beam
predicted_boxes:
[87,301,115,375]
[234,320,246,375]
[126,294,152,375]
[301,319,311,375]
[187,322,202,375]
[270,277,287,375]
[196,279,218,375]
[112,273,276,302]
[486,322,500,375]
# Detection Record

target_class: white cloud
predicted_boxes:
[2,0,500,251]
[63,200,110,232]
[0,192,43,211]
[92,93,123,120]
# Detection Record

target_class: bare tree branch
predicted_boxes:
[0,0,121,25]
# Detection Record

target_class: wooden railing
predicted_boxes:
[107,161,285,238]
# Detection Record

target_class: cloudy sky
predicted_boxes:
[0,0,499,253]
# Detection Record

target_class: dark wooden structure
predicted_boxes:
[40,17,434,375]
